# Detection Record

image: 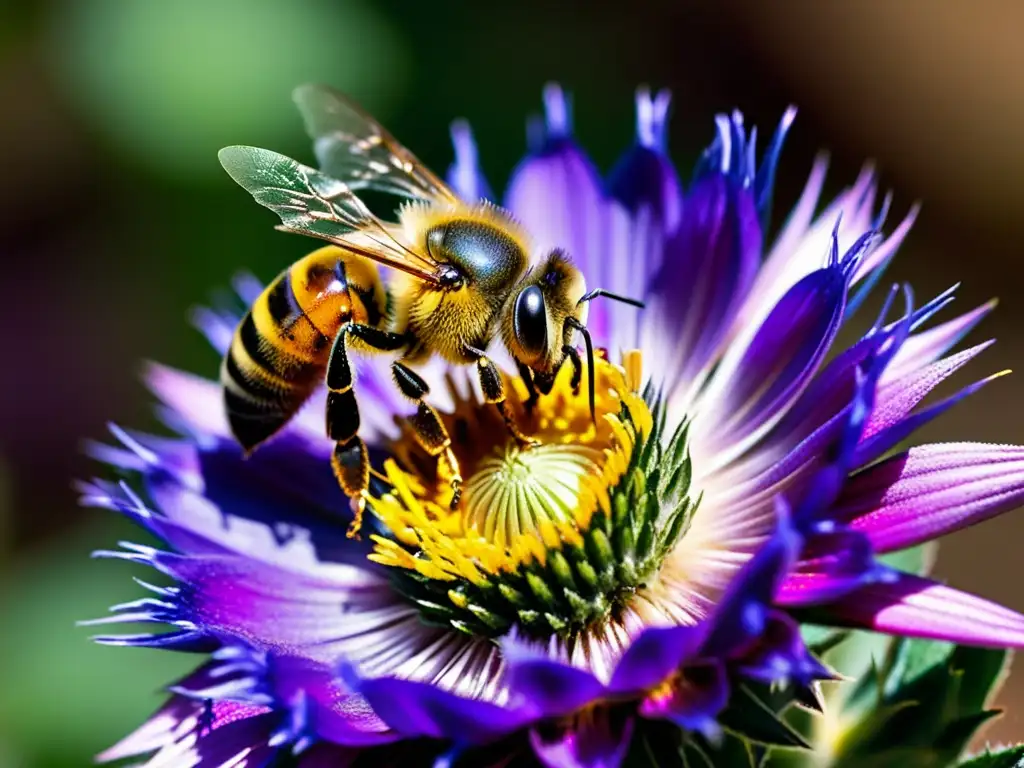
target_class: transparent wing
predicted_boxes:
[293,83,458,204]
[219,145,441,284]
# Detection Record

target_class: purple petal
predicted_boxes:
[753,107,798,232]
[147,710,281,767]
[776,528,881,606]
[643,173,761,403]
[146,435,372,568]
[151,551,405,661]
[530,710,634,768]
[884,300,997,382]
[799,571,1024,648]
[105,551,488,745]
[190,300,239,355]
[345,665,534,743]
[638,661,728,740]
[607,88,682,231]
[735,612,834,686]
[836,442,1024,553]
[850,204,918,285]
[704,298,908,505]
[504,84,615,344]
[145,364,231,438]
[747,153,828,301]
[151,549,506,719]
[729,163,875,350]
[607,624,704,695]
[862,341,993,442]
[694,256,849,469]
[85,432,371,570]
[501,638,607,717]
[97,690,216,762]
[447,119,493,202]
[268,656,396,747]
[702,499,802,657]
[604,89,684,352]
[852,370,1011,468]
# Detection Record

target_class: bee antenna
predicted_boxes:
[578,289,645,309]
[566,317,597,423]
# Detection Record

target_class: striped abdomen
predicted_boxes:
[222,245,386,452]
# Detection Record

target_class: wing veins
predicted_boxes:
[219,144,443,287]
[295,84,459,205]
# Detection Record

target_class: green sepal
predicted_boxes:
[718,685,810,749]
[823,642,1010,768]
[958,744,1024,767]
[623,719,766,768]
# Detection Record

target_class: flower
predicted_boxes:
[82,83,1024,767]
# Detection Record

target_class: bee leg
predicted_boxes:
[325,323,408,537]
[392,361,462,510]
[475,355,538,449]
[516,360,540,414]
[563,345,583,396]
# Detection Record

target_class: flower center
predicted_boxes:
[465,442,603,548]
[368,354,697,640]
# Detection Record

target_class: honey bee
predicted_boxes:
[218,84,642,536]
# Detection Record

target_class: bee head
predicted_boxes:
[505,251,645,420]
[505,250,587,375]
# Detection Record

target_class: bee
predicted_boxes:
[218,84,642,537]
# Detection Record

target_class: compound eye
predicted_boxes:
[513,285,548,361]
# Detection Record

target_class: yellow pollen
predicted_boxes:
[368,357,653,582]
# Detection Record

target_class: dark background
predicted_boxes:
[1,1,1021,764]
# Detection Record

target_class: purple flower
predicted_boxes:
[83,83,1024,767]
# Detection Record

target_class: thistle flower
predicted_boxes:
[82,84,1024,768]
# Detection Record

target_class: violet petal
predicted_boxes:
[837,442,1024,553]
[530,710,634,768]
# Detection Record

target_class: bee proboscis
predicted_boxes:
[218,84,642,537]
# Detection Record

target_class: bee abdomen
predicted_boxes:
[223,268,342,452]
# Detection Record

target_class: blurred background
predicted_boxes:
[1,0,1022,764]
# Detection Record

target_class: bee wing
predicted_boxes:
[219,145,442,285]
[293,84,459,204]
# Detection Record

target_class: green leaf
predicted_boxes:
[878,543,937,577]
[881,637,955,700]
[829,700,919,762]
[685,731,765,768]
[959,744,1024,767]
[624,720,686,768]
[800,624,850,657]
[828,641,1010,768]
[934,711,1004,764]
[718,685,810,749]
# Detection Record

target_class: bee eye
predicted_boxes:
[513,285,548,360]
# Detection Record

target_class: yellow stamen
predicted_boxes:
[369,357,652,583]
[623,348,643,393]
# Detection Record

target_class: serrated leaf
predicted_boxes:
[830,643,1009,767]
[883,637,956,699]
[954,647,1011,713]
[959,744,1024,767]
[933,710,1004,763]
[687,731,762,768]
[830,700,919,764]
[718,685,810,749]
